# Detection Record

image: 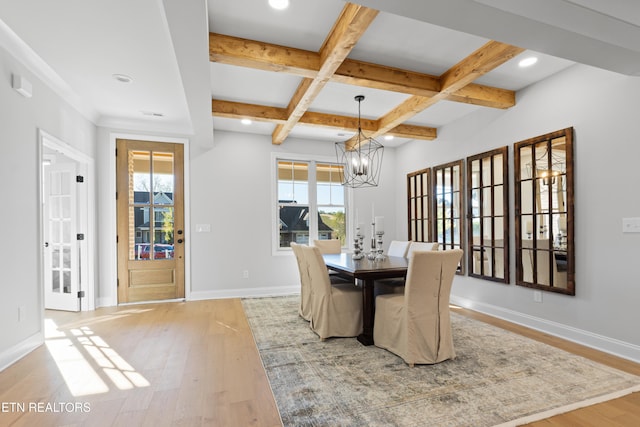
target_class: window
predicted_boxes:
[276,159,346,250]
[407,168,432,242]
[433,160,464,273]
[467,147,509,282]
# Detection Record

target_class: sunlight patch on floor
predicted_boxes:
[45,317,150,397]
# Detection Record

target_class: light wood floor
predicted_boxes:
[0,299,637,427]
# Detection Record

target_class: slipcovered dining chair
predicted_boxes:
[407,241,440,257]
[313,239,353,283]
[387,240,411,257]
[373,249,463,366]
[291,242,312,321]
[313,239,341,254]
[301,245,363,340]
[375,240,440,296]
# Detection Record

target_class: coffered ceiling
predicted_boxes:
[208,0,576,147]
[2,0,639,150]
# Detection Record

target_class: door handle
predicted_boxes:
[177,239,184,244]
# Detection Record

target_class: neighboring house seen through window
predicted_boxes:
[277,159,346,249]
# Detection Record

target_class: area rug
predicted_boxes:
[242,296,640,427]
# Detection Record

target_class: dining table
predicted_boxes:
[322,253,409,346]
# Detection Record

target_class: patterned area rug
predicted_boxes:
[242,296,640,427]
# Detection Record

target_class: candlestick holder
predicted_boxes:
[367,220,377,260]
[352,227,364,260]
[375,231,385,261]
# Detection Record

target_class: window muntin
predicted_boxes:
[467,147,509,282]
[433,160,464,273]
[515,128,574,295]
[407,168,431,242]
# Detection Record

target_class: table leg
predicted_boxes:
[357,278,375,346]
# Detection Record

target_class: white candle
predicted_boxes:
[375,216,384,233]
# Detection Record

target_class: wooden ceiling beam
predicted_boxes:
[373,41,525,140]
[209,33,319,78]
[271,3,379,144]
[210,34,517,110]
[212,99,437,141]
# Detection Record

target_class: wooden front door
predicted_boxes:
[116,139,185,303]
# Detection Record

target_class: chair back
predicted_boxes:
[407,241,439,258]
[403,249,463,361]
[291,242,312,319]
[405,249,462,306]
[313,239,341,254]
[301,245,332,297]
[388,240,411,257]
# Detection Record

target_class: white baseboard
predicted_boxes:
[189,286,300,301]
[0,332,44,372]
[450,295,640,364]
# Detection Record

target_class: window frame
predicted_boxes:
[466,146,510,283]
[272,152,351,255]
[407,168,432,243]
[433,159,465,274]
[514,128,575,295]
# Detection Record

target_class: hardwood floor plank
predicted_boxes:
[0,298,637,427]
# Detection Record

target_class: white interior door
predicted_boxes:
[44,161,80,311]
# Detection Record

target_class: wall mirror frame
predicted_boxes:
[407,168,432,243]
[433,159,464,274]
[514,127,574,295]
[467,146,509,283]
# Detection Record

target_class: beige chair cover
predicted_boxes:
[291,243,312,321]
[373,249,463,365]
[313,239,341,254]
[301,245,363,339]
[407,241,440,257]
[387,240,411,257]
[376,241,440,295]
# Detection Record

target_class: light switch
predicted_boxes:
[622,218,640,233]
[196,224,211,232]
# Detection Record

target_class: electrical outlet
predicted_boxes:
[242,270,249,279]
[533,291,542,303]
[18,306,25,322]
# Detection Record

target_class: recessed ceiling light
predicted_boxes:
[269,0,289,10]
[384,135,394,141]
[518,57,538,68]
[112,73,133,83]
[241,118,252,125]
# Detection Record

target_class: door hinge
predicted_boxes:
[77,233,85,241]
[77,291,85,298]
[117,278,120,288]
[76,175,84,183]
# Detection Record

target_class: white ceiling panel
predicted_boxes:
[210,62,302,108]
[350,11,489,75]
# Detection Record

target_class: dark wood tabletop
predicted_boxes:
[323,253,408,345]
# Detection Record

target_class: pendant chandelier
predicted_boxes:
[335,95,384,188]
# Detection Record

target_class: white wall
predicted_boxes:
[396,64,640,361]
[0,45,96,369]
[187,130,399,299]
